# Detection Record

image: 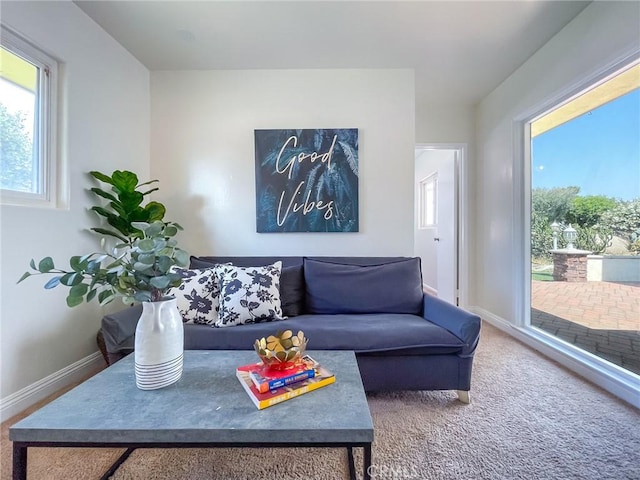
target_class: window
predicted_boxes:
[1,26,58,207]
[418,173,437,228]
[527,59,640,377]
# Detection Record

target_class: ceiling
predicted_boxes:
[74,0,590,106]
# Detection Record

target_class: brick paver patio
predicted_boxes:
[531,280,640,375]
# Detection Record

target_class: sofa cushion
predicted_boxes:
[184,313,465,355]
[304,257,423,315]
[280,265,305,316]
[215,262,285,327]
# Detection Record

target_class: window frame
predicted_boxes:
[0,25,58,208]
[511,52,640,407]
[418,173,438,229]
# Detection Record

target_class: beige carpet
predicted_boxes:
[2,323,639,480]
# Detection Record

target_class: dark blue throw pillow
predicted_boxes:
[303,258,423,315]
[280,265,305,317]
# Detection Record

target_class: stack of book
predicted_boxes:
[235,354,335,409]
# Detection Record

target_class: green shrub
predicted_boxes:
[532,186,580,224]
[566,195,617,227]
[574,224,613,254]
[600,199,640,242]
[531,210,554,260]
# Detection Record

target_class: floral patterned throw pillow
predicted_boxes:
[215,261,285,327]
[169,267,223,325]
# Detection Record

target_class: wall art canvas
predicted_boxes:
[255,129,359,233]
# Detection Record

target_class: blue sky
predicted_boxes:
[532,89,640,201]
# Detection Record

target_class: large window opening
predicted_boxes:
[528,61,640,376]
[0,25,58,207]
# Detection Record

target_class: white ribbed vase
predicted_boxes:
[134,297,184,390]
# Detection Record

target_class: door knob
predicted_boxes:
[434,237,440,242]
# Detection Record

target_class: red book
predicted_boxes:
[247,355,317,393]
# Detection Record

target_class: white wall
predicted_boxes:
[416,103,476,304]
[150,69,415,257]
[416,103,474,145]
[0,1,150,418]
[474,1,640,322]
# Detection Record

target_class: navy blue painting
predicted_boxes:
[255,129,359,233]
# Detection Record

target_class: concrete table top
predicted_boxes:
[10,350,374,445]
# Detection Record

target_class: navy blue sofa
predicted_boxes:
[100,256,481,402]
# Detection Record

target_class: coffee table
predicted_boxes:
[10,350,373,480]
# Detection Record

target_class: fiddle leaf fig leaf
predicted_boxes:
[90,205,113,219]
[140,187,159,196]
[118,190,143,209]
[89,171,114,185]
[89,187,118,203]
[137,179,159,188]
[90,227,129,243]
[145,202,166,221]
[111,170,138,192]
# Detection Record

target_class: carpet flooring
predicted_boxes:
[1,322,639,479]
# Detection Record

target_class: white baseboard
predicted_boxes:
[470,306,640,409]
[0,352,104,423]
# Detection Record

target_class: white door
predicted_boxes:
[414,147,457,304]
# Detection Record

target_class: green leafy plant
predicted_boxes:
[88,170,166,244]
[600,199,640,253]
[17,171,190,305]
[574,224,613,254]
[532,186,580,225]
[566,195,616,228]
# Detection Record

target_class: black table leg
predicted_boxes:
[347,447,356,480]
[363,443,372,480]
[13,443,27,480]
[99,447,136,480]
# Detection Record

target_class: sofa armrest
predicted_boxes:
[422,294,481,355]
[100,305,142,360]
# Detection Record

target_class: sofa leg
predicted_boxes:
[456,390,470,404]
